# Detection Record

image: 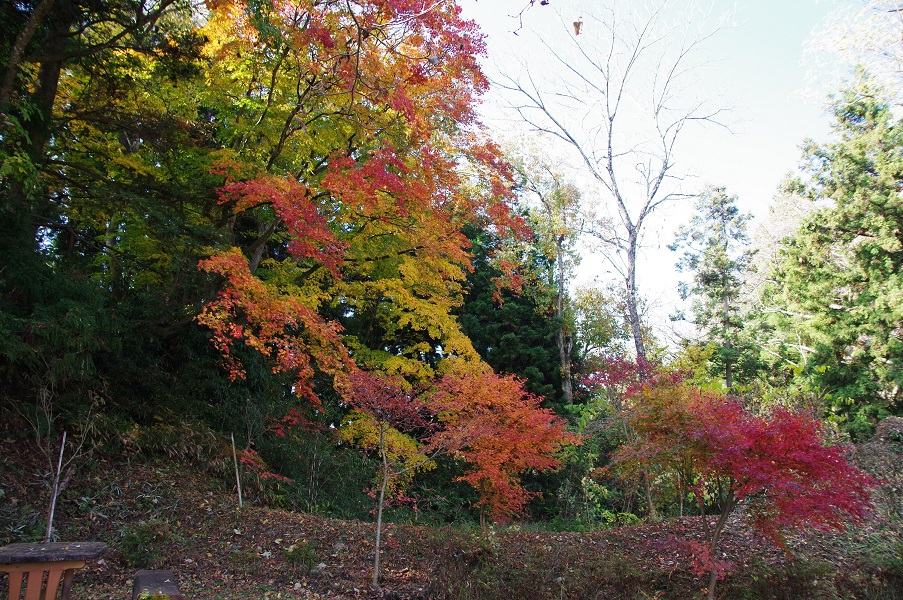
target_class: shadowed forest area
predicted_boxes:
[1,0,903,598]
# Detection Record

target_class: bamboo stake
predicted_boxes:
[45,431,66,542]
[231,433,243,509]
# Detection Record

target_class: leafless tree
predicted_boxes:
[495,0,728,365]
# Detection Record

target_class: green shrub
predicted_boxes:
[284,540,318,571]
[118,519,173,568]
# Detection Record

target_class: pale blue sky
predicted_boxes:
[457,0,850,344]
[459,0,840,215]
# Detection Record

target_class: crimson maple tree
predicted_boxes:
[611,382,876,600]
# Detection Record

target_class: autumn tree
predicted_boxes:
[191,0,528,411]
[337,370,436,589]
[0,0,586,530]
[611,382,876,600]
[0,0,555,521]
[496,0,726,366]
[429,363,577,524]
[670,186,757,389]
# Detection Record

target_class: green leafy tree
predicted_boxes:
[572,284,633,362]
[670,186,757,389]
[456,225,564,404]
[761,83,903,433]
[0,0,210,419]
[509,143,583,404]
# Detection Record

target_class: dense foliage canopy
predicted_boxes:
[0,0,888,541]
[0,0,575,523]
[755,86,903,434]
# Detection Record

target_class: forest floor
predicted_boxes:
[1,422,902,600]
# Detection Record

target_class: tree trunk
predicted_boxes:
[5,18,68,253]
[626,230,655,518]
[722,273,733,390]
[724,353,733,391]
[26,29,65,164]
[555,238,574,404]
[705,497,736,600]
[707,569,718,600]
[247,218,280,274]
[644,471,657,521]
[625,230,647,366]
[0,0,57,107]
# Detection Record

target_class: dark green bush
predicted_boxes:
[118,519,174,568]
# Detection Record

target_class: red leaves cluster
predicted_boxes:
[345,369,433,435]
[724,407,876,538]
[322,149,420,220]
[238,446,292,482]
[218,176,346,276]
[613,382,877,544]
[660,536,731,579]
[273,406,330,438]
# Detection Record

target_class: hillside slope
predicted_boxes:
[1,423,902,599]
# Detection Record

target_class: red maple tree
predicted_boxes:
[611,382,876,600]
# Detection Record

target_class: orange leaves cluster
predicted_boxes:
[197,249,351,407]
[430,365,579,521]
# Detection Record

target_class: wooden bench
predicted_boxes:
[0,541,107,600]
[132,570,186,600]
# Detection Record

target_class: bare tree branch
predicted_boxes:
[495,0,727,363]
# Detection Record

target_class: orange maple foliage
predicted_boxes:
[429,363,579,522]
[196,0,527,403]
[197,248,352,407]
